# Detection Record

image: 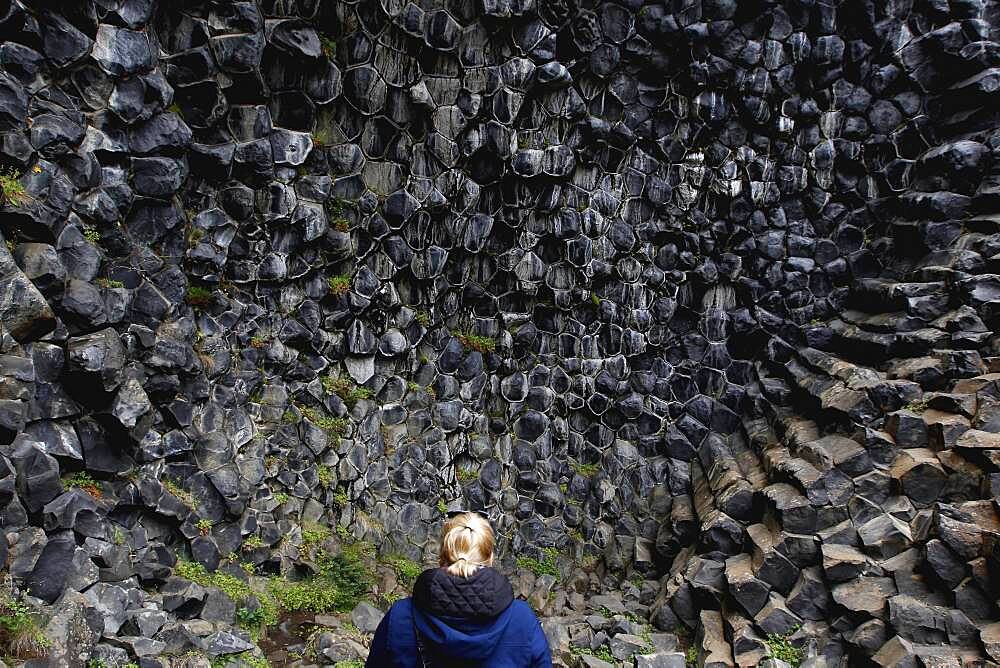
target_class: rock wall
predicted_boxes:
[1,0,999,665]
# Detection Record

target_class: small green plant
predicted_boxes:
[235,605,267,636]
[301,523,331,549]
[319,549,373,607]
[250,336,268,349]
[187,226,205,247]
[686,646,698,667]
[176,560,270,612]
[95,277,124,289]
[569,460,599,477]
[414,310,430,326]
[312,125,334,147]
[82,226,100,244]
[454,330,496,353]
[86,660,108,668]
[436,499,447,514]
[590,293,600,306]
[185,286,214,308]
[300,407,348,440]
[517,548,559,577]
[62,472,102,498]
[210,651,270,668]
[333,217,349,232]
[332,488,349,507]
[270,550,371,614]
[0,169,28,206]
[167,102,183,115]
[571,645,615,663]
[242,535,263,551]
[380,591,402,607]
[765,629,803,667]
[282,410,297,424]
[162,479,197,509]
[327,197,350,215]
[903,399,929,413]
[334,660,364,668]
[196,519,213,536]
[319,34,337,58]
[328,274,351,296]
[322,376,373,407]
[456,467,478,484]
[382,555,422,584]
[177,560,278,643]
[112,526,126,545]
[0,591,49,660]
[317,465,334,488]
[273,492,289,505]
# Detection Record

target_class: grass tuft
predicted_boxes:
[320,36,337,58]
[454,330,496,353]
[765,629,803,667]
[185,286,214,309]
[328,274,351,296]
[322,376,372,408]
[0,169,28,207]
[0,590,49,660]
[301,523,331,550]
[162,478,198,509]
[300,407,348,441]
[517,547,559,577]
[62,472,102,498]
[569,460,599,477]
[270,548,372,614]
[382,555,422,584]
[211,651,269,668]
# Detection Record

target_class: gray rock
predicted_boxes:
[92,24,153,75]
[0,240,56,342]
[350,601,384,634]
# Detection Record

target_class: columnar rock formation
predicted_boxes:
[0,0,999,666]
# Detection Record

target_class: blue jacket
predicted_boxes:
[366,567,552,668]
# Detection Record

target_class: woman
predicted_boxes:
[366,512,553,667]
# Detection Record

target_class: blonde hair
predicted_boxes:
[439,512,494,578]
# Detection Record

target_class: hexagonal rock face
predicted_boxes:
[2,0,1000,666]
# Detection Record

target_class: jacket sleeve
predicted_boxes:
[530,611,554,668]
[366,604,393,668]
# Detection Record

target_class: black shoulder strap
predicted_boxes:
[412,608,433,668]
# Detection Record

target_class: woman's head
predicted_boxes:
[439,512,494,578]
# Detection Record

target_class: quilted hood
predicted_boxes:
[412,566,514,619]
[410,566,516,661]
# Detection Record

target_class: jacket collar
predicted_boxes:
[412,566,514,620]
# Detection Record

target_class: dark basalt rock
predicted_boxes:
[92,25,154,76]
